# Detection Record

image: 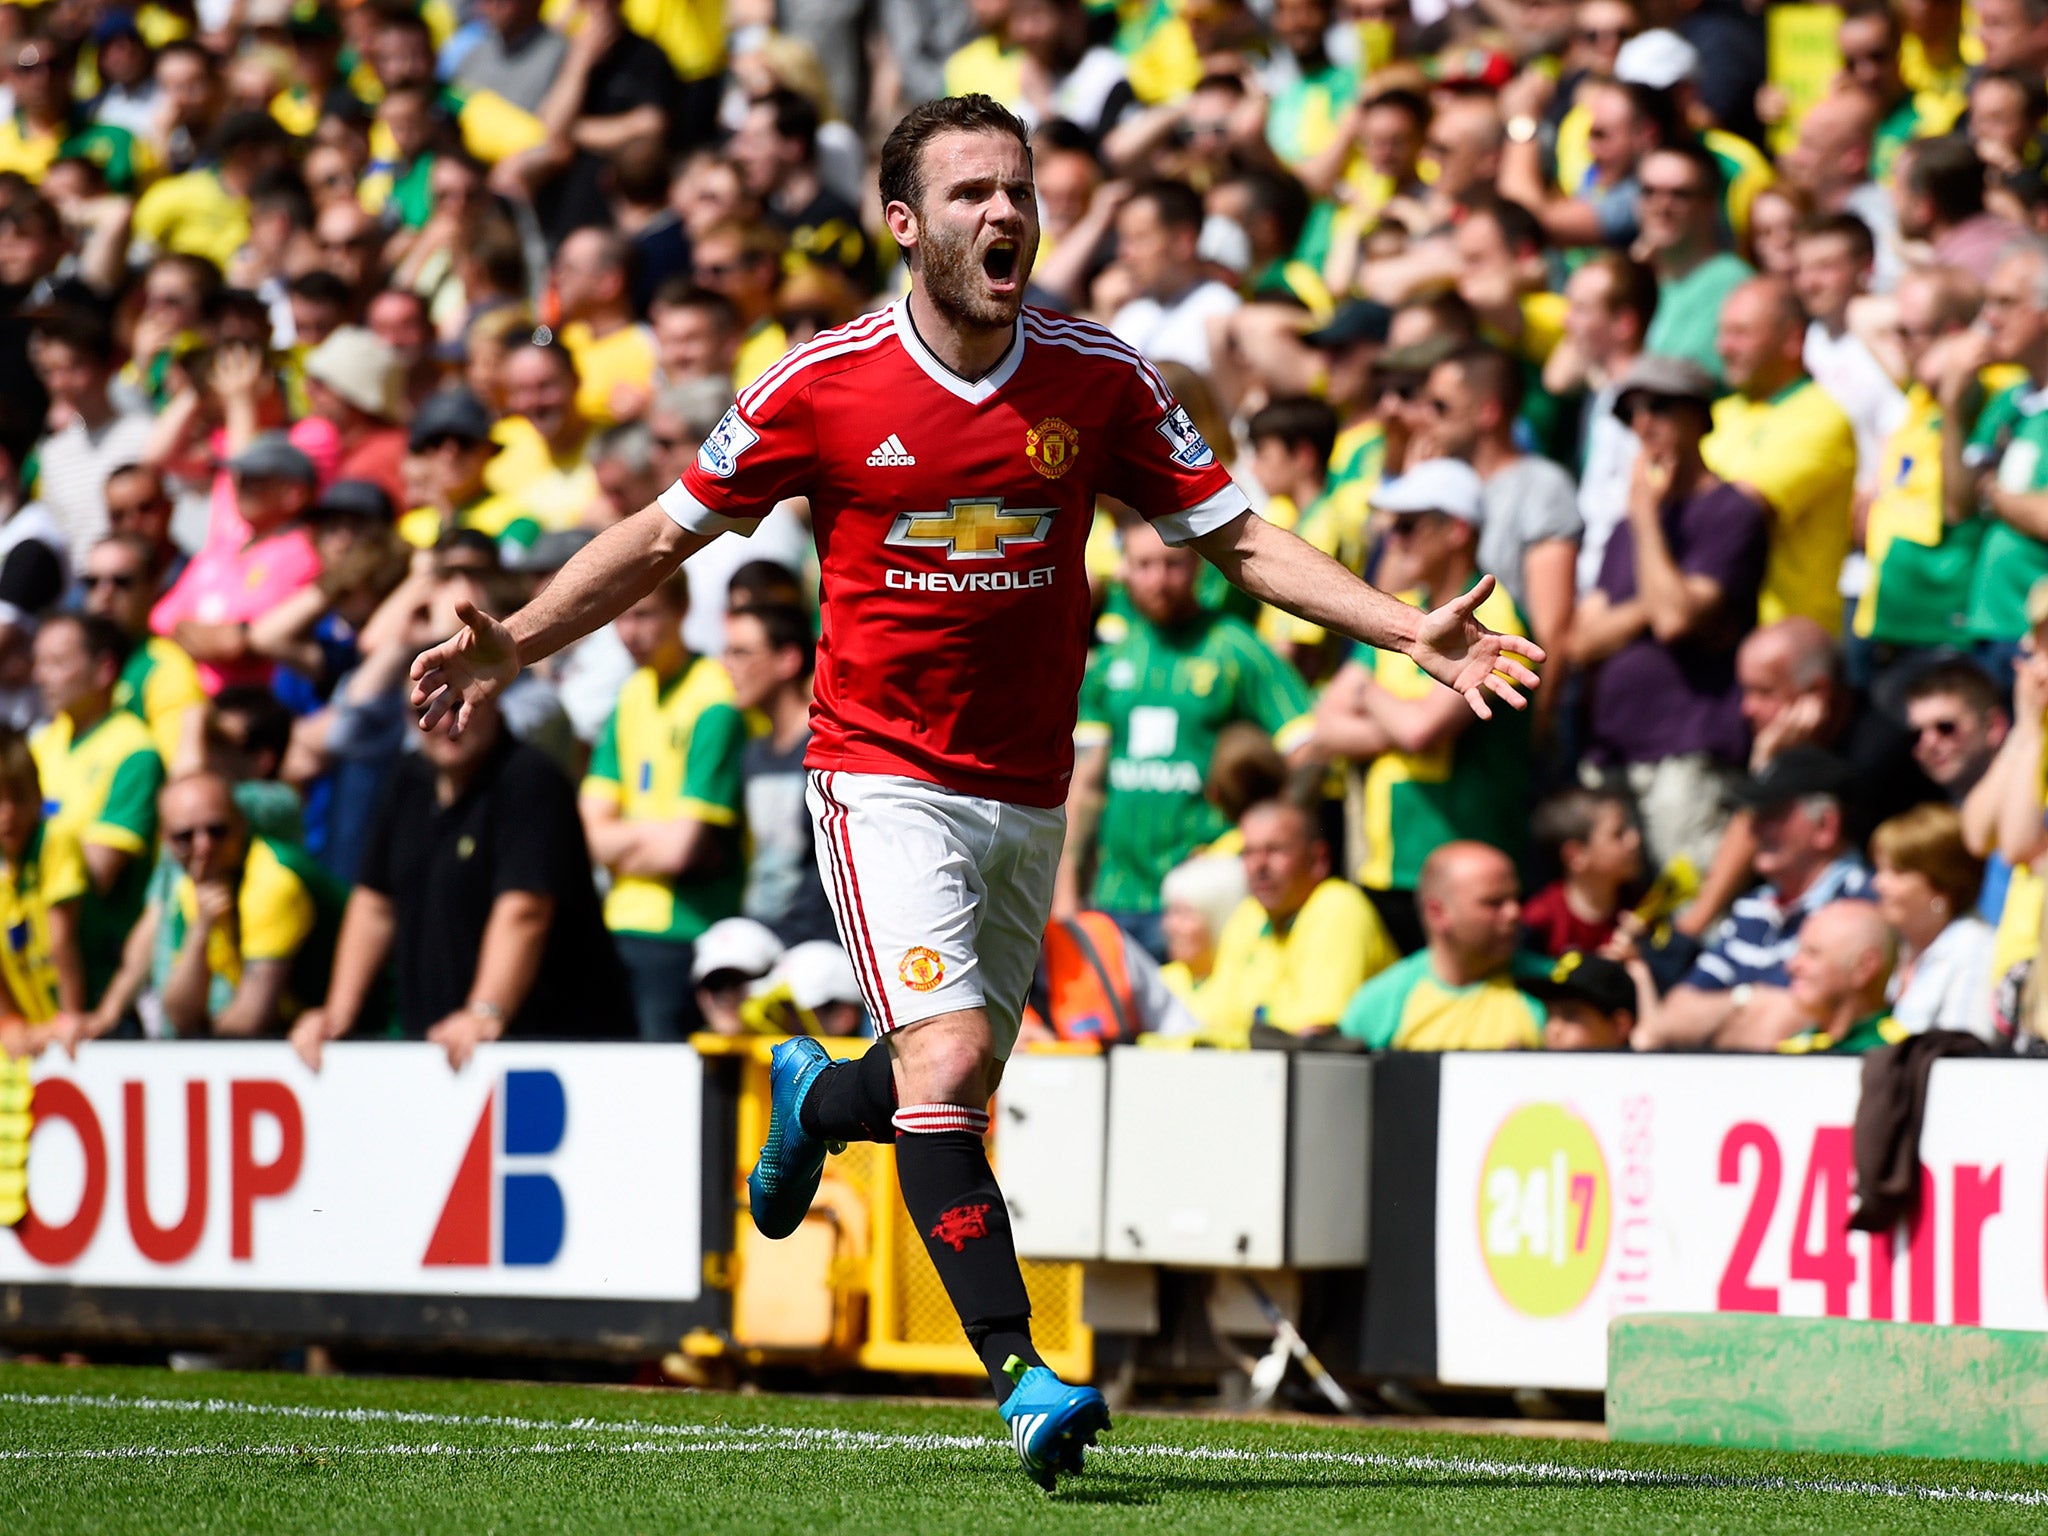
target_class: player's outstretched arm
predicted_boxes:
[1190,510,1545,719]
[410,504,713,736]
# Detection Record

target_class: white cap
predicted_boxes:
[1614,29,1700,89]
[691,917,785,983]
[1197,212,1252,277]
[1369,458,1485,524]
[759,941,864,1012]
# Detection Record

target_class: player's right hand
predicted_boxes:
[409,599,520,739]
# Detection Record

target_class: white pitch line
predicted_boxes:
[3,1390,2046,1508]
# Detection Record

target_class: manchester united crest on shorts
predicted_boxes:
[1025,417,1079,480]
[899,946,945,991]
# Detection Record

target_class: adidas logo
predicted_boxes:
[1012,1412,1047,1461]
[867,433,916,467]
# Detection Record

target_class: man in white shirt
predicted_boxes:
[1107,179,1242,374]
[1794,212,1906,494]
[26,308,151,570]
[1548,251,1658,591]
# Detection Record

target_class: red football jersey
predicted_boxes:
[663,303,1247,807]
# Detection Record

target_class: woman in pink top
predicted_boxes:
[150,433,324,694]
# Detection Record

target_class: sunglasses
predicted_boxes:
[167,822,232,849]
[1377,377,1423,401]
[1914,718,1963,739]
[418,433,479,452]
[81,572,141,591]
[1577,26,1627,42]
[1383,513,1436,537]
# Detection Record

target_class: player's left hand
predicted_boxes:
[1409,574,1545,720]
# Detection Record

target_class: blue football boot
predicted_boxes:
[747,1037,842,1239]
[998,1356,1111,1491]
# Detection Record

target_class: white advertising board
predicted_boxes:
[0,1042,702,1302]
[1434,1054,2047,1390]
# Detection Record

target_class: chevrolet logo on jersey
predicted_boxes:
[886,499,1055,561]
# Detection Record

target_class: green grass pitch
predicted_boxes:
[3,1361,2047,1534]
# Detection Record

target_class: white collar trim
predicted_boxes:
[891,299,1025,404]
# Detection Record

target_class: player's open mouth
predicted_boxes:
[982,240,1019,289]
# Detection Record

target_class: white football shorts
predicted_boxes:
[806,770,1063,1060]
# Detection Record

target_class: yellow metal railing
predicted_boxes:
[692,1035,1091,1382]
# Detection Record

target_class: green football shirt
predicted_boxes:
[1076,610,1314,914]
[1965,380,2048,641]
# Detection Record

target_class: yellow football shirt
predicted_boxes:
[581,656,749,942]
[484,415,599,533]
[1190,879,1397,1045]
[561,320,658,429]
[1703,378,1857,632]
[131,168,250,271]
[0,822,87,1023]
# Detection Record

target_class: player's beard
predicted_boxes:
[919,219,1037,335]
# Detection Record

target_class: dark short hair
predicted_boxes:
[1796,210,1876,268]
[1128,176,1205,235]
[1441,341,1524,423]
[1462,192,1547,256]
[29,305,115,367]
[728,559,803,605]
[1220,167,1310,253]
[758,87,820,158]
[1643,137,1724,199]
[730,602,816,678]
[0,194,62,242]
[878,94,1032,213]
[1905,658,2006,720]
[1531,786,1631,854]
[1363,87,1430,131]
[649,279,740,334]
[46,612,135,672]
[1246,395,1339,463]
[1905,135,1986,224]
[210,684,294,766]
[1577,251,1660,333]
[287,268,352,307]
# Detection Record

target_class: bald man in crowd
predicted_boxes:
[1704,277,1859,634]
[1776,900,1908,1054]
[1338,841,1546,1050]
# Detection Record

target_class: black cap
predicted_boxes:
[312,478,395,523]
[408,389,496,452]
[1526,953,1638,1017]
[1303,299,1393,350]
[1726,747,1854,811]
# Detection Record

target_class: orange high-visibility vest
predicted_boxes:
[1030,913,1140,1043]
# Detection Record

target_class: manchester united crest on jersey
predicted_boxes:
[1025,417,1080,479]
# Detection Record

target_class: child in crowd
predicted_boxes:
[0,730,89,1056]
[1521,788,1644,957]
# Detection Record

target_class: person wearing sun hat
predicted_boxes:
[303,326,409,512]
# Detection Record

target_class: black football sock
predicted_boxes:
[893,1104,1043,1401]
[798,1040,898,1143]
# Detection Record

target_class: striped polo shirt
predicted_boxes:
[1682,857,1875,991]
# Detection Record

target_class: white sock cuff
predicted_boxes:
[892,1103,991,1136]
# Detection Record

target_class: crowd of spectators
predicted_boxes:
[6,0,2048,1066]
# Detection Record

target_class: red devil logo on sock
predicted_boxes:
[929,1203,991,1252]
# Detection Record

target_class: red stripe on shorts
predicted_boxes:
[810,772,882,1026]
[816,772,895,1032]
